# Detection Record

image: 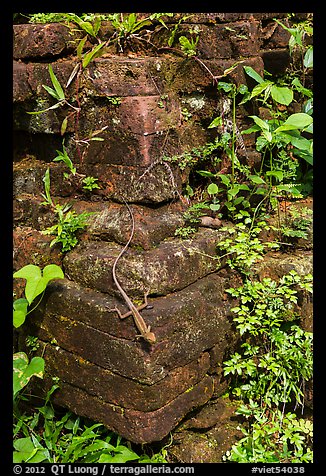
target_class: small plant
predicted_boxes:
[42,204,92,252]
[13,264,64,399]
[217,216,279,275]
[82,176,100,191]
[224,406,313,463]
[181,107,192,121]
[13,264,64,328]
[53,141,76,177]
[178,34,199,56]
[279,205,312,243]
[174,225,197,239]
[106,96,122,106]
[41,168,93,252]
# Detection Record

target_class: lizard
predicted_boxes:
[109,199,156,345]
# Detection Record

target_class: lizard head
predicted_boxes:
[145,332,156,345]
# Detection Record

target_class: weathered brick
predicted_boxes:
[31,269,240,383]
[13,157,184,203]
[38,343,211,412]
[14,195,186,249]
[13,23,78,60]
[49,375,214,443]
[63,228,228,297]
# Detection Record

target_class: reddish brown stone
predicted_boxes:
[14,195,186,249]
[13,157,184,203]
[39,343,211,412]
[63,228,228,297]
[31,269,241,383]
[13,23,77,60]
[50,375,214,443]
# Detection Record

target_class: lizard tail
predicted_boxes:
[112,198,135,276]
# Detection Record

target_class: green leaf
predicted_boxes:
[196,170,216,178]
[274,113,313,132]
[27,101,64,115]
[266,170,283,181]
[42,84,61,101]
[48,65,65,101]
[13,264,64,305]
[42,167,53,206]
[13,265,43,305]
[13,298,29,328]
[250,80,272,99]
[43,264,65,282]
[208,116,222,128]
[13,353,45,396]
[270,85,293,106]
[249,115,270,132]
[289,136,312,152]
[207,183,219,195]
[243,65,264,83]
[14,437,35,454]
[249,175,266,184]
[210,203,221,211]
[60,117,68,136]
[217,82,234,93]
[292,78,313,98]
[77,36,88,59]
[82,42,106,68]
[228,184,240,198]
[304,46,313,69]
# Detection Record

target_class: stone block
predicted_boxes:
[38,343,211,412]
[261,49,291,76]
[63,228,228,297]
[49,376,214,443]
[14,195,186,250]
[13,23,77,60]
[31,269,241,383]
[13,157,184,204]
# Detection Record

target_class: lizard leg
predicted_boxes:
[108,291,151,319]
[107,307,132,319]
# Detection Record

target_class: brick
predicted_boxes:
[63,228,228,297]
[13,23,78,60]
[30,269,241,383]
[14,195,186,250]
[39,343,211,412]
[13,157,184,204]
[50,375,214,443]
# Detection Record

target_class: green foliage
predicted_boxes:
[106,96,122,106]
[13,264,64,326]
[14,388,168,463]
[217,217,279,275]
[223,271,313,462]
[106,13,173,52]
[174,225,197,239]
[224,406,313,463]
[53,142,76,176]
[42,205,93,252]
[13,353,45,399]
[40,168,93,252]
[178,34,199,56]
[280,205,312,243]
[13,264,64,400]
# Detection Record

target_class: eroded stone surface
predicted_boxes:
[49,376,214,443]
[38,343,211,412]
[31,268,241,383]
[63,228,228,297]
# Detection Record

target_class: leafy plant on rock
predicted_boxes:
[223,270,313,462]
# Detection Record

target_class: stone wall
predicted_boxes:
[13,13,312,446]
